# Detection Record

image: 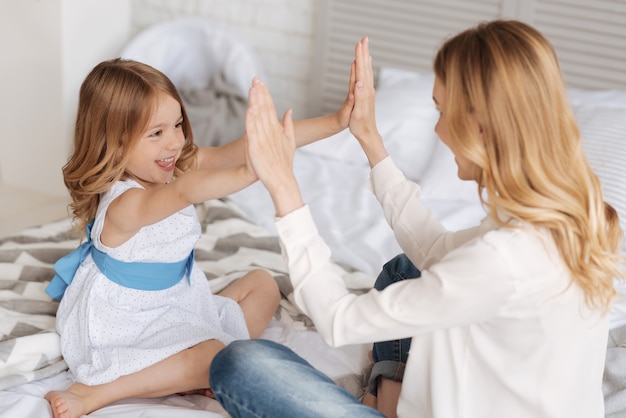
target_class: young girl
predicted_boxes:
[209,21,624,418]
[44,58,355,418]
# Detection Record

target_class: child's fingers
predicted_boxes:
[282,108,295,143]
[349,60,356,95]
[245,104,260,142]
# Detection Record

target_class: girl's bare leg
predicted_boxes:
[218,269,281,338]
[45,339,225,418]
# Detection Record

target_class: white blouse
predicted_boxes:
[275,157,607,418]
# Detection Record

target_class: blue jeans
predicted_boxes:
[368,254,420,395]
[209,254,419,417]
[210,339,385,417]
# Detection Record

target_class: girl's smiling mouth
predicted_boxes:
[156,156,176,171]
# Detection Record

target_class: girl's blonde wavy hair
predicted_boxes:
[63,59,198,234]
[433,20,624,311]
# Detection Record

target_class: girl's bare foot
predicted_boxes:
[45,383,92,418]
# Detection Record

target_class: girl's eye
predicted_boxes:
[175,121,183,129]
[149,130,162,137]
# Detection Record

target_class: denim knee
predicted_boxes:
[375,253,421,291]
[368,254,420,396]
[368,338,410,396]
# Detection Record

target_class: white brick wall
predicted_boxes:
[130,0,319,118]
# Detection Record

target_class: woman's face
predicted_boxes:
[432,76,479,181]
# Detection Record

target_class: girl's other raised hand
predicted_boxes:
[334,54,357,130]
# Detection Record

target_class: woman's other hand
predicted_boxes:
[245,79,304,217]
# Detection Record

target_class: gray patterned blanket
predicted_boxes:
[0,198,372,392]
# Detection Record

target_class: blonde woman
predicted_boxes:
[44,58,354,418]
[210,20,624,418]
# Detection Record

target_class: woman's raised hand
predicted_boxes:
[349,37,388,167]
[245,78,304,217]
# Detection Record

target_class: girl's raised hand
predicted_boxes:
[245,79,303,216]
[334,58,357,130]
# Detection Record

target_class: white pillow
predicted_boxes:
[302,67,439,181]
[121,17,265,95]
[417,137,483,203]
[377,68,440,181]
[573,104,626,232]
[568,88,626,109]
[568,87,626,229]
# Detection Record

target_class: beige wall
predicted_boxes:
[0,0,131,196]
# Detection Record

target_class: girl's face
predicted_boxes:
[432,76,480,181]
[125,93,185,187]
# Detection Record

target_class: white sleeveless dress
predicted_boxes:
[55,179,249,385]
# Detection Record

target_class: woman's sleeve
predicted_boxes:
[369,157,454,269]
[275,204,515,347]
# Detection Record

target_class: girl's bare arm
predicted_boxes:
[102,165,255,246]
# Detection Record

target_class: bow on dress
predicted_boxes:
[46,221,194,300]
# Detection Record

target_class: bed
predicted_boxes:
[2,3,626,416]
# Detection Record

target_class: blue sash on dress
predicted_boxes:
[45,221,194,300]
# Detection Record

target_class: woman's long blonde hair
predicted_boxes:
[63,59,198,233]
[433,20,623,310]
